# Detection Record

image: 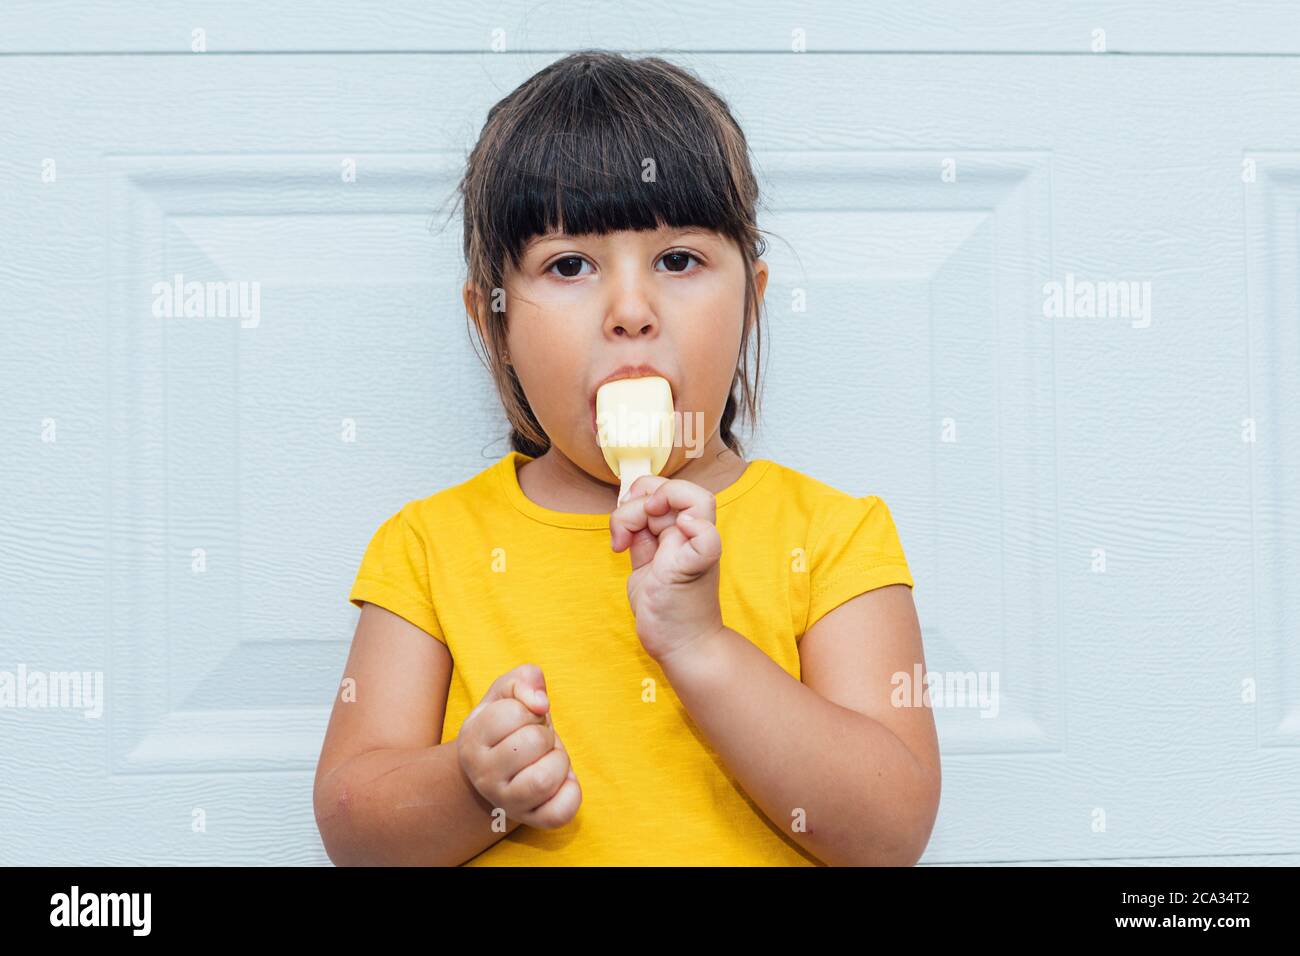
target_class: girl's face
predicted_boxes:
[494,225,768,485]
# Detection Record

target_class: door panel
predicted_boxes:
[1,17,1296,863]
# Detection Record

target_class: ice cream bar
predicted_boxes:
[595,375,675,506]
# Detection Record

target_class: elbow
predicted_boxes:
[314,768,363,866]
[844,761,942,867]
[891,762,941,866]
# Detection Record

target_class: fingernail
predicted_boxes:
[534,689,548,707]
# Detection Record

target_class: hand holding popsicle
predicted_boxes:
[609,473,726,665]
[600,375,725,662]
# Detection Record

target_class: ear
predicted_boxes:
[463,281,487,339]
[753,258,770,307]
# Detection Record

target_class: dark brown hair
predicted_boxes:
[453,50,769,459]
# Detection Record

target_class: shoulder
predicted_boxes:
[753,459,895,526]
[751,460,907,567]
[378,453,514,538]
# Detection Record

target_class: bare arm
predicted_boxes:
[313,602,521,866]
[654,584,941,866]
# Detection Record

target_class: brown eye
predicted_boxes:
[658,251,699,273]
[548,256,590,278]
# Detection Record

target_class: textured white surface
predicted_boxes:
[0,4,1297,865]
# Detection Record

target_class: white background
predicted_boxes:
[1,2,1298,864]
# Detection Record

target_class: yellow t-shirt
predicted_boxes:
[348,451,914,866]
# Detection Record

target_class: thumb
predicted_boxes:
[468,664,548,723]
[506,663,549,716]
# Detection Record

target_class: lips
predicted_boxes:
[590,363,675,435]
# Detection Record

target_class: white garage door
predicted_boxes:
[1,1,1297,864]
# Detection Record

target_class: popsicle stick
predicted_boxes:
[616,457,652,507]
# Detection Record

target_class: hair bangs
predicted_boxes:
[484,77,751,275]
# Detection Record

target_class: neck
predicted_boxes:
[517,432,749,514]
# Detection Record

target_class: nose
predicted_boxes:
[604,272,660,338]
[610,314,656,337]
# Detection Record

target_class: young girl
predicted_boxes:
[314,50,940,866]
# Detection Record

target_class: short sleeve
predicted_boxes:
[348,507,446,644]
[804,494,914,635]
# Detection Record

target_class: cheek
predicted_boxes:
[684,280,745,361]
[507,284,564,355]
[697,265,746,329]
[509,274,590,335]
[512,272,591,317]
[504,301,587,420]
[513,316,584,375]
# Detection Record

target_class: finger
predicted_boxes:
[632,488,683,538]
[494,720,557,781]
[512,728,580,826]
[544,720,572,773]
[505,666,549,716]
[467,664,547,728]
[523,774,582,829]
[610,474,690,550]
[503,746,571,813]
[609,485,659,552]
[641,478,716,524]
[628,524,659,571]
[625,473,668,501]
[474,697,546,749]
[671,511,723,572]
[511,678,549,717]
[608,499,644,554]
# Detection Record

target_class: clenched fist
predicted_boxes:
[455,664,581,830]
